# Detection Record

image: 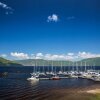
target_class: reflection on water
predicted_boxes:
[29,80,39,86]
[0,66,100,100]
[0,77,98,100]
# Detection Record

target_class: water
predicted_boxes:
[0,66,100,100]
[0,66,100,73]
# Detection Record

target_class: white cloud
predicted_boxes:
[11,52,29,59]
[47,14,58,22]
[0,2,11,10]
[36,53,43,57]
[35,53,44,59]
[78,52,100,59]
[35,53,74,61]
[40,52,100,61]
[67,53,74,56]
[10,52,100,61]
[67,16,75,20]
[0,2,13,14]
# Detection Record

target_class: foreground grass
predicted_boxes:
[91,94,100,100]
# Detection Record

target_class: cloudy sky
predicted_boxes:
[0,0,100,60]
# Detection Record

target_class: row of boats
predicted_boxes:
[27,70,100,82]
[27,61,100,82]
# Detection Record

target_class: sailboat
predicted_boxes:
[51,60,60,80]
[58,61,63,75]
[51,75,60,80]
[39,60,46,75]
[70,62,78,78]
[81,62,94,79]
[27,74,39,81]
[27,58,39,81]
[47,60,55,75]
[46,60,50,75]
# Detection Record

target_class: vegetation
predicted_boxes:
[15,59,73,66]
[15,57,100,66]
[1,57,100,67]
[0,57,22,66]
[91,94,100,100]
[80,57,100,66]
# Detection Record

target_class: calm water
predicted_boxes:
[0,66,100,100]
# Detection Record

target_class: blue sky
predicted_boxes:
[0,0,100,60]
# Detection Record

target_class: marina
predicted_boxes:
[27,60,100,82]
[0,0,99,100]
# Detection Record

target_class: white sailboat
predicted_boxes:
[58,61,63,75]
[39,60,46,75]
[27,75,39,81]
[51,60,60,80]
[46,60,50,74]
[27,58,39,81]
[70,62,78,78]
[81,62,96,79]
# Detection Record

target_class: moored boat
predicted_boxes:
[27,75,39,81]
[51,75,60,80]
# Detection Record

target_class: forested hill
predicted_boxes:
[0,57,22,66]
[15,57,100,66]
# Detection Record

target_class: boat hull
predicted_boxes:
[51,78,60,80]
[51,76,60,80]
[27,77,39,81]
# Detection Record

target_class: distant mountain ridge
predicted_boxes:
[0,57,100,67]
[79,57,100,66]
[0,57,22,66]
[15,59,73,66]
[15,57,100,66]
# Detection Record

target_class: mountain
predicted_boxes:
[0,57,99,67]
[15,57,100,66]
[77,57,100,66]
[15,59,73,66]
[0,57,22,66]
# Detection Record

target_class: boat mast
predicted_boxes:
[85,61,87,72]
[93,63,95,71]
[55,65,56,74]
[81,61,82,72]
[52,60,53,73]
[61,61,63,72]
[35,58,37,73]
[76,62,78,72]
[63,61,65,72]
[72,62,74,71]
[43,60,45,73]
[33,59,35,73]
[68,62,70,72]
[48,60,50,72]
[34,56,36,73]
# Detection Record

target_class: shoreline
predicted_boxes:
[87,89,100,94]
[48,84,100,100]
